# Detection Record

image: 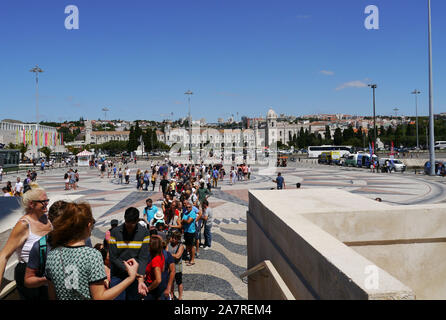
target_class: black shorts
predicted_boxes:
[175,272,183,285]
[184,232,195,246]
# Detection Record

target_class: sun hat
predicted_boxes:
[154,211,164,220]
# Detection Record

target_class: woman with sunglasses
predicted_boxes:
[0,184,53,300]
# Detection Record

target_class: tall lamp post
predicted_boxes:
[30,65,43,159]
[411,90,421,149]
[30,65,44,125]
[427,0,435,175]
[185,90,193,161]
[368,84,377,149]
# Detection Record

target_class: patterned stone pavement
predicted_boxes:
[2,160,446,300]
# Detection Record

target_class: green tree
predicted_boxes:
[324,125,332,143]
[127,126,139,152]
[333,128,343,145]
[39,147,52,161]
[19,143,29,161]
[342,125,354,142]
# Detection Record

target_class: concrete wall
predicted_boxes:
[300,202,446,300]
[248,189,416,300]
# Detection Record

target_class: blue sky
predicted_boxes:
[0,0,445,123]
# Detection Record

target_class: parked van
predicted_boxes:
[344,154,359,167]
[318,151,341,165]
[357,154,378,168]
[379,158,406,172]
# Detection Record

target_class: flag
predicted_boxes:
[390,141,394,165]
[368,143,373,158]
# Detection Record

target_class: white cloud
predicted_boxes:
[336,80,368,91]
[320,70,334,76]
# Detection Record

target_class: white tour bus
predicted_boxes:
[308,145,353,159]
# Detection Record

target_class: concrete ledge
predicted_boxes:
[248,189,416,300]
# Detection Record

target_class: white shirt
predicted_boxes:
[15,182,23,193]
[4,192,11,197]
[125,169,130,175]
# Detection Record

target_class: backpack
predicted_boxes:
[38,235,48,277]
[64,173,68,180]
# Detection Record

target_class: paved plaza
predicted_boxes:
[2,161,446,300]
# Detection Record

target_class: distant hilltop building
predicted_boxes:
[85,120,130,145]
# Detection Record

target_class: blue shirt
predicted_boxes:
[276,176,284,188]
[144,205,158,221]
[182,209,197,234]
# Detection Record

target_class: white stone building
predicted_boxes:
[0,121,65,158]
[85,120,130,145]
[157,109,307,151]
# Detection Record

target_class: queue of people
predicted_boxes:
[0,169,214,300]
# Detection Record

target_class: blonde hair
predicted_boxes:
[21,183,46,212]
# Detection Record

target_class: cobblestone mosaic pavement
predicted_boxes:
[3,160,446,299]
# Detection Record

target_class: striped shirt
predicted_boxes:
[109,224,150,278]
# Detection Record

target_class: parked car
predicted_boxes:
[380,158,406,172]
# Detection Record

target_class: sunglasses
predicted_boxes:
[33,199,50,205]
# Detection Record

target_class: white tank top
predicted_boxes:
[16,218,43,264]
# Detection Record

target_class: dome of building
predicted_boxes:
[267,108,277,119]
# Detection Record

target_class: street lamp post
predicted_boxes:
[427,0,435,175]
[30,65,43,159]
[411,90,421,149]
[30,65,43,125]
[368,84,377,149]
[185,90,193,162]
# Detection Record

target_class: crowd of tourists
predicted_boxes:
[89,159,252,190]
[0,161,214,300]
[2,170,38,197]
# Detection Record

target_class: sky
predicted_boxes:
[0,0,445,123]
